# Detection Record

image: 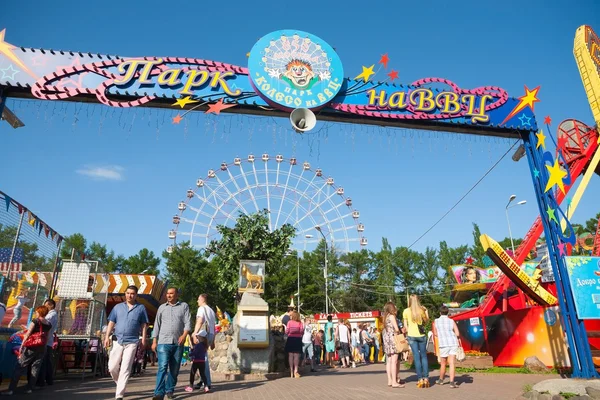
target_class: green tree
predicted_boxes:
[205,210,296,301]
[0,224,55,271]
[337,250,376,312]
[585,213,600,235]
[163,242,231,312]
[391,246,421,310]
[122,248,160,275]
[60,233,87,260]
[87,241,125,272]
[369,238,398,308]
[470,223,486,267]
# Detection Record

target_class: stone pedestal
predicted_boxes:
[209,292,280,375]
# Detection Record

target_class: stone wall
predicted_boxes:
[209,326,235,373]
[208,323,288,375]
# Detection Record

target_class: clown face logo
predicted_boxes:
[248,30,343,110]
[284,60,316,89]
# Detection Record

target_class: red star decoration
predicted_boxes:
[465,256,474,265]
[544,116,552,125]
[206,99,237,115]
[387,70,399,81]
[172,114,183,124]
[378,53,389,69]
[557,135,568,150]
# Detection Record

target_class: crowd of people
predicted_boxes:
[0,287,462,397]
[282,294,462,389]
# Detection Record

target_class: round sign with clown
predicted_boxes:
[248,30,344,110]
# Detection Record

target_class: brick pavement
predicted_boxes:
[1,363,552,399]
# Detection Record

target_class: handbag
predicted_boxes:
[22,320,47,349]
[393,333,409,353]
[456,340,466,362]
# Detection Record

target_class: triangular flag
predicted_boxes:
[28,211,35,226]
[17,204,23,214]
[51,231,56,241]
[4,195,10,212]
[44,225,50,237]
[38,222,44,236]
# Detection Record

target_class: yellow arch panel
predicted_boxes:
[574,25,600,125]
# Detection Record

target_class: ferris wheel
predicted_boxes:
[168,154,367,253]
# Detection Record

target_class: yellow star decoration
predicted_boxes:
[536,129,547,150]
[0,29,34,77]
[354,64,375,83]
[544,159,567,193]
[172,96,199,109]
[518,86,541,111]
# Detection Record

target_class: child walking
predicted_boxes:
[185,331,210,393]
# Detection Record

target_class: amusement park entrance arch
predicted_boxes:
[1,26,599,378]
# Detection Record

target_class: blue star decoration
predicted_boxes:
[518,113,532,126]
[533,168,540,178]
[0,64,19,80]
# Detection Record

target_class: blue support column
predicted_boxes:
[0,88,6,117]
[521,130,598,378]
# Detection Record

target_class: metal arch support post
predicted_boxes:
[316,228,329,315]
[521,131,597,378]
[0,88,6,116]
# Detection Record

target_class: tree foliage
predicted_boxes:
[205,209,296,295]
[31,209,600,318]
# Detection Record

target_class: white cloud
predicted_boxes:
[76,165,125,181]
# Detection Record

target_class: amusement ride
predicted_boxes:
[167,155,366,253]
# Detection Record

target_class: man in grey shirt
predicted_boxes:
[151,288,191,400]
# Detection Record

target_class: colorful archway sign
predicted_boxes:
[0,28,536,137]
[248,30,344,110]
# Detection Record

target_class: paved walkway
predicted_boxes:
[2,364,552,399]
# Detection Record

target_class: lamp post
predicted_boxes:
[315,226,328,315]
[505,194,527,254]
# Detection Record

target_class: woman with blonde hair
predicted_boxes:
[403,294,430,388]
[284,311,304,378]
[382,301,404,388]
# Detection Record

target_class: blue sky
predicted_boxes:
[1,0,599,266]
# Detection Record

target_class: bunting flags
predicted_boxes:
[28,211,35,226]
[2,191,62,245]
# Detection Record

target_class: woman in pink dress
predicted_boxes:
[284,311,304,378]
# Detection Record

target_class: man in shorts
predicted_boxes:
[433,305,460,388]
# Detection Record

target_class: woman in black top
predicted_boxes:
[2,305,51,396]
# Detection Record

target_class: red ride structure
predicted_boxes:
[451,119,600,367]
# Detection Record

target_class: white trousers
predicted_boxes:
[108,341,138,398]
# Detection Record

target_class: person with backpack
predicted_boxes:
[403,294,430,388]
[2,306,51,395]
[193,293,216,391]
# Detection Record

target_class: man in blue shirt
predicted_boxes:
[104,285,149,400]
